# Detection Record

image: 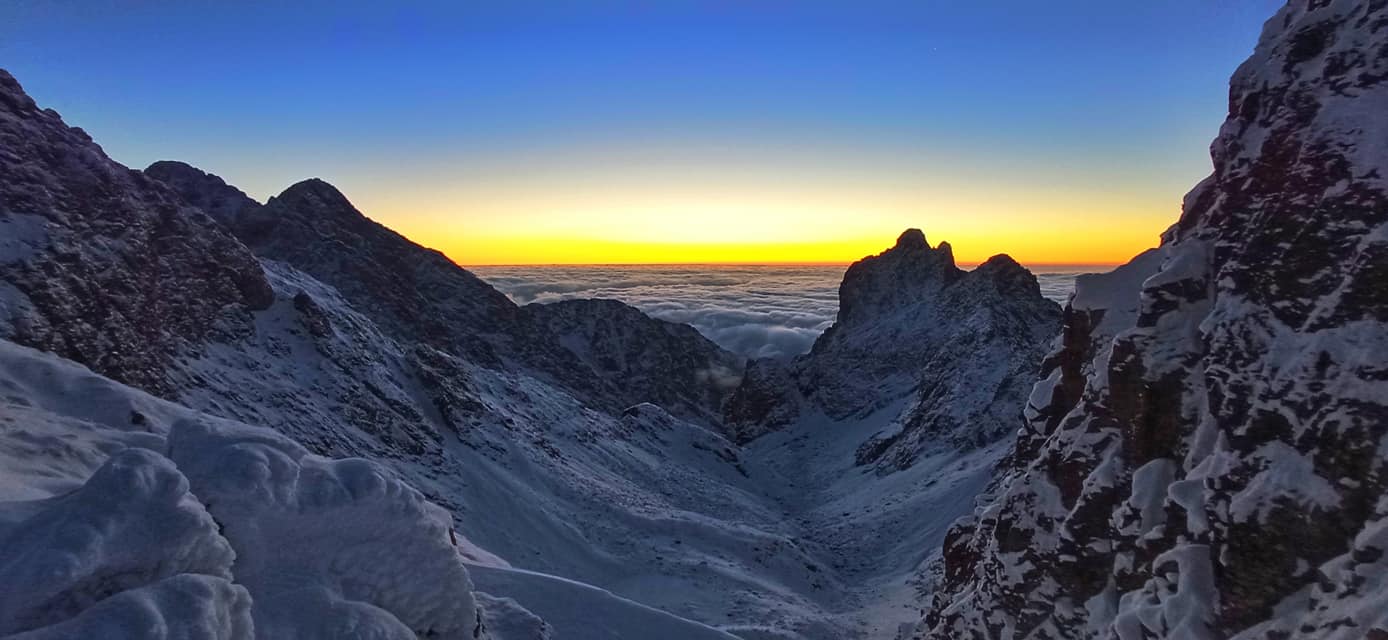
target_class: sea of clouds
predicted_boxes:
[475,264,1088,359]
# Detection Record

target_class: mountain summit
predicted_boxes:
[726,229,1061,468]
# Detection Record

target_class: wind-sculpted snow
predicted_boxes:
[0,448,238,636]
[167,419,481,639]
[478,264,1084,360]
[4,575,253,640]
[921,1,1388,637]
[0,340,488,640]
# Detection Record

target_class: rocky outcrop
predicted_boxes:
[144,160,260,229]
[725,229,1062,468]
[524,298,743,426]
[239,178,525,368]
[0,69,273,395]
[922,1,1388,637]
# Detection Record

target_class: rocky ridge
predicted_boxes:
[0,71,273,395]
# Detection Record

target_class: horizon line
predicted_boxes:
[462,261,1124,269]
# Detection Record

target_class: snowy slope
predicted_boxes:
[468,564,741,640]
[921,1,1388,638]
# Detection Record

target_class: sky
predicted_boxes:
[1,1,1285,266]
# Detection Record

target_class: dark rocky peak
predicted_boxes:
[144,160,259,228]
[230,176,520,359]
[834,228,963,327]
[0,69,36,112]
[726,230,1061,457]
[964,253,1045,300]
[239,178,381,245]
[268,178,353,214]
[0,68,272,394]
[524,298,744,426]
[894,227,928,249]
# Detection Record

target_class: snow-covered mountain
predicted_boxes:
[727,228,1062,469]
[7,1,1381,637]
[920,1,1388,638]
[0,64,1055,640]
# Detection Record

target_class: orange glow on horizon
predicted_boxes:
[341,142,1186,270]
[389,217,1163,269]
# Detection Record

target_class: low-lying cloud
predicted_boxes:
[475,265,1083,360]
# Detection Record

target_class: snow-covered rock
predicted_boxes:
[921,1,1388,637]
[0,70,273,395]
[726,229,1062,469]
[525,298,743,426]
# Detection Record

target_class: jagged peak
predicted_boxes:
[146,159,206,175]
[936,240,954,264]
[264,178,363,223]
[145,159,216,181]
[969,253,1042,295]
[974,253,1024,273]
[0,68,37,113]
[895,228,928,249]
[274,177,349,205]
[145,160,241,194]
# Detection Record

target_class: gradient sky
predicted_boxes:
[1,1,1284,265]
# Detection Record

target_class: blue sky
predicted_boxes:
[0,1,1286,264]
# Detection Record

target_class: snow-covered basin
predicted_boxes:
[737,401,1006,639]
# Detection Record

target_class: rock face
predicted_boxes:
[922,1,1388,637]
[725,229,1062,469]
[0,70,273,395]
[524,298,743,426]
[144,160,260,229]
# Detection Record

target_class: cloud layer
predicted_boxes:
[476,265,1081,360]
